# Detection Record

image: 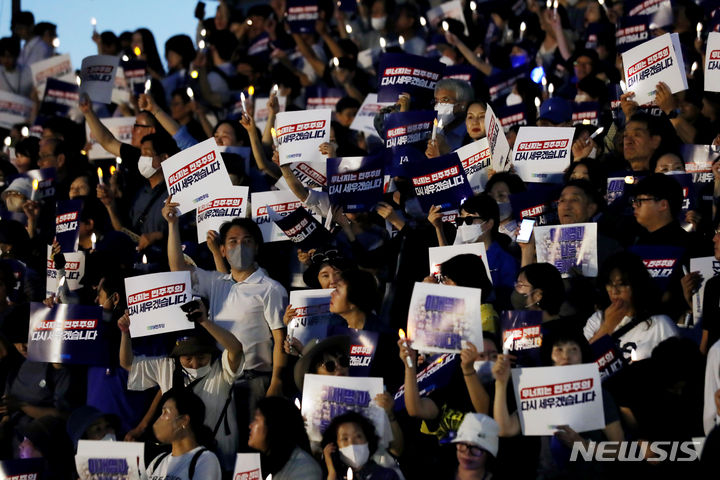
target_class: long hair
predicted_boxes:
[135,28,165,76]
[256,397,312,475]
[597,251,660,324]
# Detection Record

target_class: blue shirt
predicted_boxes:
[486,241,518,292]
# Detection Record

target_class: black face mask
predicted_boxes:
[511,290,531,310]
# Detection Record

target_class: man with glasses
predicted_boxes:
[630,173,690,247]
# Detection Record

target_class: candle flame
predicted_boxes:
[186,87,194,99]
[398,328,406,339]
[91,17,97,26]
[294,398,301,409]
[347,467,353,480]
[32,179,39,191]
[198,39,206,50]
[441,20,450,32]
[3,136,10,147]
[97,167,103,179]
[133,46,141,56]
[345,24,353,34]
[248,85,255,96]
[190,70,199,79]
[21,126,29,137]
[142,254,148,264]
[109,165,116,175]
[91,233,97,244]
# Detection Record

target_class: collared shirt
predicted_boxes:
[192,267,287,372]
[129,181,169,234]
[18,37,53,68]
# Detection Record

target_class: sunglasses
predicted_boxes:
[319,355,350,372]
[455,216,485,227]
[311,249,340,265]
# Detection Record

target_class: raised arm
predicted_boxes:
[79,94,123,157]
[162,196,191,271]
[492,354,521,436]
[118,311,134,371]
[193,301,244,373]
[460,342,491,414]
[398,339,440,419]
[139,93,181,136]
[239,113,281,179]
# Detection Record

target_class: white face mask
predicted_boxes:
[371,16,387,31]
[457,222,486,243]
[138,155,159,179]
[100,433,116,442]
[5,195,25,212]
[339,443,370,469]
[434,102,456,127]
[438,55,454,66]
[506,92,523,106]
[473,360,495,383]
[497,201,513,221]
[227,244,255,271]
[184,364,212,381]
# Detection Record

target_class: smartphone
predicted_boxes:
[516,218,536,243]
[180,299,203,321]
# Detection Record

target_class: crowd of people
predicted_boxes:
[1,0,720,478]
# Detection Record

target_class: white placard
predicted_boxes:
[162,137,233,214]
[124,271,193,338]
[407,282,483,354]
[251,190,305,242]
[30,54,73,97]
[425,0,469,36]
[690,256,720,322]
[534,223,599,278]
[232,453,262,480]
[79,55,120,104]
[46,246,85,297]
[705,32,720,93]
[275,109,331,165]
[512,363,604,436]
[349,93,393,136]
[428,243,492,284]
[484,104,511,172]
[85,117,135,160]
[75,440,145,480]
[0,90,33,129]
[288,289,333,346]
[622,32,687,106]
[276,162,328,189]
[510,126,575,183]
[301,373,384,442]
[253,95,287,133]
[195,186,250,243]
[455,138,491,194]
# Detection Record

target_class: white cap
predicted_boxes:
[452,413,499,457]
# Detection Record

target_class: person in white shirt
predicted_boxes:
[17,21,55,69]
[0,38,33,97]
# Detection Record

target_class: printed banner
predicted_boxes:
[286,0,320,33]
[496,104,528,131]
[232,454,262,480]
[25,167,56,200]
[287,289,333,346]
[628,245,685,291]
[251,190,306,242]
[120,59,147,95]
[442,64,479,83]
[124,271,193,338]
[55,199,83,253]
[346,329,379,377]
[501,311,544,367]
[590,335,626,382]
[76,440,145,480]
[30,54,73,97]
[284,162,328,188]
[510,183,562,225]
[195,186,250,243]
[393,353,459,411]
[305,85,345,111]
[383,110,436,149]
[512,363,604,435]
[622,33,687,106]
[376,53,444,106]
[301,374,384,442]
[572,102,601,126]
[27,302,106,365]
[79,55,120,104]
[606,174,641,206]
[425,0,469,35]
[690,256,720,323]
[349,93,393,136]
[275,109,331,165]
[409,152,473,213]
[162,137,233,214]
[327,155,384,212]
[485,65,529,101]
[273,206,332,250]
[706,32,720,92]
[85,117,135,160]
[680,144,719,185]
[407,282,483,354]
[454,138,491,194]
[46,246,85,297]
[510,126,575,183]
[428,243,492,284]
[534,223,599,278]
[0,90,33,129]
[39,78,78,118]
[0,459,45,480]
[485,104,511,172]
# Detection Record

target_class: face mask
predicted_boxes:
[138,156,159,179]
[227,244,255,271]
[457,223,486,243]
[5,195,25,212]
[434,103,455,127]
[510,54,529,68]
[184,364,211,381]
[100,433,116,442]
[511,290,531,310]
[497,201,513,221]
[371,16,387,31]
[473,360,495,383]
[506,92,523,106]
[438,55,454,66]
[339,443,370,469]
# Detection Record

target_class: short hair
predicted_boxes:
[627,112,663,137]
[165,34,196,69]
[460,193,500,237]
[435,78,474,104]
[33,22,56,38]
[540,326,593,366]
[518,263,565,315]
[256,396,312,472]
[160,388,215,448]
[219,218,264,246]
[15,136,39,161]
[440,254,493,302]
[0,37,20,57]
[11,11,34,28]
[631,173,683,217]
[562,179,605,211]
[99,31,119,49]
[321,411,380,456]
[340,269,378,316]
[336,96,360,114]
[484,171,526,195]
[140,132,179,157]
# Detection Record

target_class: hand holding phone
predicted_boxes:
[516,218,536,244]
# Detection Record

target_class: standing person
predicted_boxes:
[0,37,32,97]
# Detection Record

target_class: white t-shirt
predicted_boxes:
[704,339,720,434]
[128,350,241,470]
[146,446,221,480]
[0,65,33,97]
[192,266,287,372]
[583,311,678,361]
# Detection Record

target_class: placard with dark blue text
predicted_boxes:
[55,198,83,253]
[328,155,384,212]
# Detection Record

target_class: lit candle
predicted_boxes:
[548,83,554,97]
[590,126,604,139]
[3,136,10,147]
[31,179,39,201]
[271,127,279,148]
[272,84,279,97]
[691,61,699,75]
[75,75,81,87]
[541,76,547,94]
[97,167,104,185]
[441,20,450,32]
[420,16,427,30]
[398,329,413,368]
[190,70,199,79]
[534,97,541,108]
[345,24,353,35]
[115,156,122,166]
[52,38,60,48]
[91,233,97,250]
[294,398,301,410]
[502,334,514,355]
[379,36,386,52]
[198,39,206,50]
[332,57,340,68]
[598,0,608,13]
[247,19,253,26]
[546,0,552,9]
[520,22,526,40]
[21,126,29,137]
[248,85,255,103]
[200,28,207,38]
[553,0,558,16]
[347,467,353,480]
[109,165,116,176]
[121,54,129,62]
[56,275,66,298]
[142,254,148,265]
[470,1,477,12]
[186,87,194,99]
[398,35,405,49]
[265,475,272,480]
[240,92,247,113]
[133,46,141,57]
[91,17,97,33]
[697,22,703,40]
[431,118,438,141]
[143,79,151,94]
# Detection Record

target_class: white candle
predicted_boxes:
[143,79,151,94]
[271,127,279,148]
[56,275,66,298]
[548,83,554,97]
[91,233,97,250]
[520,22,526,40]
[97,167,104,185]
[20,126,29,137]
[31,179,39,201]
[398,329,413,368]
[294,398,301,410]
[186,87,194,99]
[589,126,604,140]
[398,35,405,49]
[240,92,247,112]
[379,36,386,52]
[347,467,353,480]
[697,22,703,40]
[345,24,353,35]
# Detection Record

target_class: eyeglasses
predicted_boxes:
[133,123,153,130]
[630,197,658,207]
[606,282,631,291]
[455,216,485,227]
[456,443,485,457]
[319,355,350,373]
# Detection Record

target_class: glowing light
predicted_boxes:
[198,39,206,50]
[200,28,207,37]
[379,37,386,50]
[332,57,340,68]
[91,18,97,27]
[52,38,60,48]
[420,16,427,27]
[186,87,194,99]
[142,254,148,264]
[3,137,10,147]
[97,167,104,185]
[470,1,477,11]
[144,79,151,94]
[442,20,450,32]
[20,126,29,137]
[122,55,129,62]
[190,70,199,79]
[345,24,353,35]
[133,46,141,56]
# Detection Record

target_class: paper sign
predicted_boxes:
[501,310,544,367]
[345,329,379,377]
[253,95,286,133]
[350,93,394,136]
[25,168,56,200]
[273,206,332,250]
[0,459,45,480]
[428,243,492,284]
[0,90,33,129]
[425,0,469,35]
[275,109,331,165]
[705,32,720,92]
[628,245,685,291]
[162,137,233,214]
[76,440,145,480]
[124,271,193,338]
[85,117,135,160]
[79,55,120,104]
[409,152,473,213]
[407,282,483,354]
[27,302,106,365]
[393,353,459,411]
[442,64,479,83]
[383,110,436,149]
[512,363,604,435]
[572,102,601,126]
[39,78,79,119]
[496,104,528,131]
[232,453,262,480]
[55,199,83,253]
[46,246,85,297]
[510,126,574,183]
[377,53,444,106]
[251,190,305,242]
[30,54,73,97]
[510,183,562,225]
[622,33,687,106]
[590,335,626,381]
[284,161,327,188]
[485,104,511,172]
[195,186,250,243]
[327,155,384,212]
[690,256,720,323]
[680,144,718,185]
[305,85,345,111]
[455,138,491,194]
[485,65,529,101]
[615,15,651,53]
[288,289,333,346]
[286,0,319,33]
[606,174,640,206]
[535,223,598,278]
[301,374,384,442]
[120,59,147,94]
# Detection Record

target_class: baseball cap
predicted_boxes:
[538,98,572,125]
